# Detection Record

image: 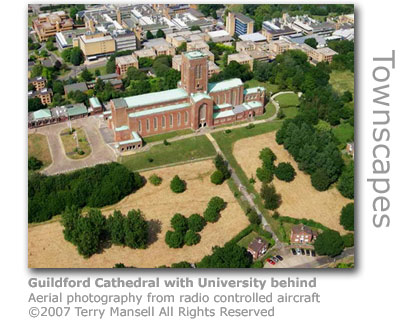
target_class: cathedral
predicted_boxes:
[107,50,266,152]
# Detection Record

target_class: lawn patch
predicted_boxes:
[274,93,300,108]
[143,129,193,144]
[245,79,280,95]
[28,133,52,170]
[60,127,91,159]
[282,107,299,119]
[332,122,354,147]
[329,70,354,96]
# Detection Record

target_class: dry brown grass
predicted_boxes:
[28,133,52,169]
[233,132,351,234]
[28,160,249,268]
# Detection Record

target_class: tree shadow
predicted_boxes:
[147,219,162,246]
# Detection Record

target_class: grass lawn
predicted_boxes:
[28,134,52,170]
[329,70,355,96]
[60,128,91,159]
[237,231,259,248]
[87,65,107,76]
[282,107,299,119]
[143,128,194,144]
[120,135,217,171]
[211,121,283,237]
[332,122,354,146]
[255,101,276,120]
[274,93,300,107]
[245,79,280,95]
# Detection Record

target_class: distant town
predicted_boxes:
[28,4,354,269]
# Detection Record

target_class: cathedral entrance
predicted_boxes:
[198,103,207,128]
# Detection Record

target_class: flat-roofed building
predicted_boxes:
[226,12,254,36]
[271,39,291,54]
[248,50,269,62]
[77,31,116,59]
[187,40,209,52]
[28,88,53,105]
[144,38,176,56]
[55,28,87,50]
[207,30,233,44]
[89,97,103,115]
[172,54,218,76]
[133,48,156,60]
[261,20,297,41]
[112,29,137,51]
[28,76,47,91]
[64,82,89,96]
[309,47,338,63]
[33,11,73,41]
[236,40,257,53]
[115,54,139,75]
[227,52,254,71]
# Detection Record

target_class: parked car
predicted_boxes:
[272,256,279,263]
[306,249,310,255]
[296,248,301,255]
[291,248,297,255]
[301,248,305,255]
[266,258,275,265]
[311,250,316,257]
[276,255,283,261]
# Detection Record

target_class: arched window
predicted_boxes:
[146,119,150,131]
[199,104,207,121]
[154,117,158,130]
[232,90,236,105]
[169,114,173,127]
[177,112,181,126]
[184,111,188,124]
[162,115,166,128]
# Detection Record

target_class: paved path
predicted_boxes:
[30,116,117,175]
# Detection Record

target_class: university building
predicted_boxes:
[107,51,266,152]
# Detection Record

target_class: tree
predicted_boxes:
[107,210,125,245]
[123,209,149,249]
[314,230,345,257]
[170,175,186,193]
[342,233,354,247]
[80,67,93,82]
[31,64,43,77]
[148,174,162,186]
[337,162,354,199]
[61,48,73,63]
[214,154,230,179]
[190,25,201,31]
[94,69,101,77]
[170,213,188,233]
[275,162,296,182]
[259,148,276,167]
[340,203,354,231]
[171,261,192,268]
[197,243,252,268]
[204,207,219,223]
[184,230,201,246]
[146,30,154,40]
[210,170,224,185]
[246,208,261,225]
[28,97,44,112]
[260,183,281,210]
[165,230,184,248]
[70,7,79,19]
[106,59,116,74]
[52,80,64,95]
[187,214,206,232]
[70,47,84,66]
[304,38,318,49]
[256,166,274,183]
[311,168,331,191]
[208,196,226,212]
[156,29,165,38]
[176,42,187,54]
[28,156,43,171]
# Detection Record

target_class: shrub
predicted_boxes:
[28,156,43,171]
[246,123,255,129]
[342,233,354,247]
[214,154,230,179]
[249,177,256,184]
[165,230,184,248]
[197,243,253,268]
[260,183,281,210]
[340,203,354,231]
[123,209,149,249]
[337,162,354,199]
[170,213,188,233]
[204,207,219,223]
[188,214,206,232]
[210,170,224,185]
[149,174,162,186]
[225,129,232,134]
[311,168,331,191]
[259,148,277,166]
[314,230,345,257]
[251,260,264,268]
[246,208,261,225]
[208,196,226,212]
[171,261,192,268]
[147,157,154,163]
[184,230,201,246]
[134,172,146,189]
[256,166,274,183]
[275,162,296,182]
[170,175,186,193]
[163,139,170,146]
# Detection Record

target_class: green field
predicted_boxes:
[329,70,355,96]
[211,121,284,238]
[28,134,52,170]
[143,129,194,144]
[120,135,217,171]
[255,101,276,120]
[282,106,299,119]
[87,65,107,76]
[60,128,92,159]
[332,122,354,146]
[274,93,300,107]
[245,79,280,95]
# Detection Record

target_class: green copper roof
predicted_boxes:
[191,92,211,103]
[118,131,142,145]
[213,103,232,111]
[244,87,266,95]
[208,78,243,93]
[213,109,235,119]
[89,96,102,108]
[115,125,129,132]
[124,88,188,109]
[33,109,52,120]
[185,51,206,60]
[243,101,263,110]
[128,102,190,118]
[66,104,88,117]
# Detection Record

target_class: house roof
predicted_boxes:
[64,82,88,93]
[118,131,142,145]
[248,237,267,252]
[124,88,188,109]
[65,103,88,117]
[89,97,102,108]
[33,109,52,120]
[191,92,211,103]
[244,87,266,95]
[208,78,243,93]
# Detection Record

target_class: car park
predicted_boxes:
[296,248,301,255]
[276,255,283,261]
[266,258,275,265]
[272,256,279,263]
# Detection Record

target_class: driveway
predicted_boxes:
[29,116,117,175]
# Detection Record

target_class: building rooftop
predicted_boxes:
[315,47,338,56]
[129,102,190,118]
[33,109,52,120]
[191,92,211,103]
[89,97,102,109]
[208,78,243,93]
[248,237,267,253]
[64,82,88,93]
[244,87,266,95]
[118,131,142,146]
[115,54,138,65]
[124,88,188,109]
[239,33,266,42]
[115,125,129,132]
[213,109,235,119]
[65,103,88,117]
[233,12,254,24]
[185,51,206,60]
